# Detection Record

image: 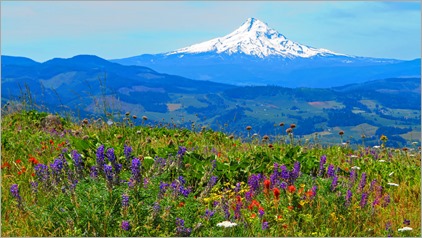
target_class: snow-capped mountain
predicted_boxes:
[169,17,344,59]
[112,18,419,88]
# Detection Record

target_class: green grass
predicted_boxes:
[1,110,421,237]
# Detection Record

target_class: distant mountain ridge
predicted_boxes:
[2,54,420,147]
[112,17,420,88]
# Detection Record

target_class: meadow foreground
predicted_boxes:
[1,110,420,237]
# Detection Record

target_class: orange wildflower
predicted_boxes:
[287,205,294,210]
[178,202,185,207]
[16,159,22,164]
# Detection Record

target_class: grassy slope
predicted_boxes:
[1,110,421,237]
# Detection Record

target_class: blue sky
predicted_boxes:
[1,1,420,62]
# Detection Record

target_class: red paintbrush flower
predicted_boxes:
[287,185,296,193]
[264,179,271,190]
[1,162,11,169]
[273,187,280,200]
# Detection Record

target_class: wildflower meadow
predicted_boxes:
[1,110,420,236]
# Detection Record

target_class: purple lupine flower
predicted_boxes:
[131,158,142,183]
[156,157,167,167]
[159,182,169,194]
[121,220,131,231]
[124,145,133,161]
[383,194,391,207]
[372,197,380,208]
[280,165,290,180]
[376,185,383,198]
[234,182,241,193]
[331,175,338,191]
[349,169,357,187]
[245,190,253,202]
[177,146,187,157]
[103,164,113,184]
[262,221,269,230]
[10,184,24,209]
[311,185,318,197]
[280,182,288,190]
[360,192,368,208]
[318,155,327,176]
[403,219,410,226]
[69,178,78,192]
[234,202,242,220]
[290,161,301,182]
[153,202,161,214]
[369,179,377,192]
[345,190,352,207]
[106,148,116,163]
[35,164,49,184]
[248,174,261,193]
[358,173,367,191]
[179,176,186,185]
[327,164,335,178]
[211,159,217,170]
[213,201,219,207]
[128,178,135,188]
[71,150,82,169]
[204,209,215,219]
[52,158,64,171]
[179,186,190,197]
[209,176,218,188]
[270,173,278,188]
[96,145,105,167]
[50,158,64,185]
[10,184,21,200]
[114,163,122,174]
[122,194,129,208]
[221,197,231,220]
[175,218,191,237]
[273,162,279,173]
[258,207,265,219]
[90,166,98,179]
[30,181,38,194]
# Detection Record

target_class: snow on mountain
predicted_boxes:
[168,17,346,58]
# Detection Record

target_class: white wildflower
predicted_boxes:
[398,227,413,232]
[216,221,237,228]
[378,160,386,162]
[387,183,399,187]
[349,155,358,158]
[351,166,360,170]
[388,172,394,176]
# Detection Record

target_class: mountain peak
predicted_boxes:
[168,18,344,58]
